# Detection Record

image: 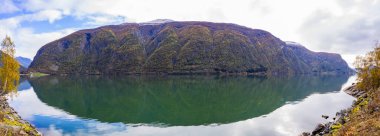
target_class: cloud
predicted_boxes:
[0,0,20,14]
[14,28,75,59]
[0,20,75,59]
[18,0,74,14]
[31,9,64,23]
[85,14,128,26]
[0,9,63,29]
[0,9,70,59]
[298,0,380,56]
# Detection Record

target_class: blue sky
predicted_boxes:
[1,0,379,66]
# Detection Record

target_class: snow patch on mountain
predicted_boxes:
[139,19,175,25]
[285,41,304,47]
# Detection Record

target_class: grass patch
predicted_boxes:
[2,118,34,132]
[29,72,49,78]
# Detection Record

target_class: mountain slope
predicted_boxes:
[16,56,32,68]
[28,21,353,75]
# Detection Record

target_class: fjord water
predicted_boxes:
[9,75,355,136]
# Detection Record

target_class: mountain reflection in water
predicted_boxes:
[29,75,348,125]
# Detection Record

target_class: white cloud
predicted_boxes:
[0,9,63,31]
[298,0,380,66]
[0,9,71,59]
[13,28,75,59]
[0,0,20,13]
[31,9,63,23]
[0,18,20,36]
[85,14,128,26]
[19,0,74,13]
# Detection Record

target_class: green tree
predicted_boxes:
[0,35,20,95]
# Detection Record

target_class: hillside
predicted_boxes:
[28,21,353,75]
[16,57,32,68]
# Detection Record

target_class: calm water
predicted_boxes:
[8,75,355,136]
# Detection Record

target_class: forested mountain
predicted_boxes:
[28,21,353,75]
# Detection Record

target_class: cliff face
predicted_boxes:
[28,21,352,75]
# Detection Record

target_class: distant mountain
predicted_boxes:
[16,56,32,68]
[283,42,353,73]
[28,21,353,75]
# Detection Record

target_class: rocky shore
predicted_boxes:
[0,95,40,135]
[303,84,379,136]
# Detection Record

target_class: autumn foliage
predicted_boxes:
[354,42,380,91]
[0,35,20,94]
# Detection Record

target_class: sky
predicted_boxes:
[0,0,379,67]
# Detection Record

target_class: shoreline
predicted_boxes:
[0,95,40,135]
[304,84,378,135]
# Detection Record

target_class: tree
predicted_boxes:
[0,35,20,94]
[354,42,380,91]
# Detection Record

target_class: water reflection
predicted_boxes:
[18,78,32,91]
[29,75,348,126]
[8,75,355,136]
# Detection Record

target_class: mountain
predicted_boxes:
[28,21,353,75]
[283,41,353,74]
[16,56,32,68]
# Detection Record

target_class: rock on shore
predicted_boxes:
[304,85,370,136]
[343,84,366,98]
